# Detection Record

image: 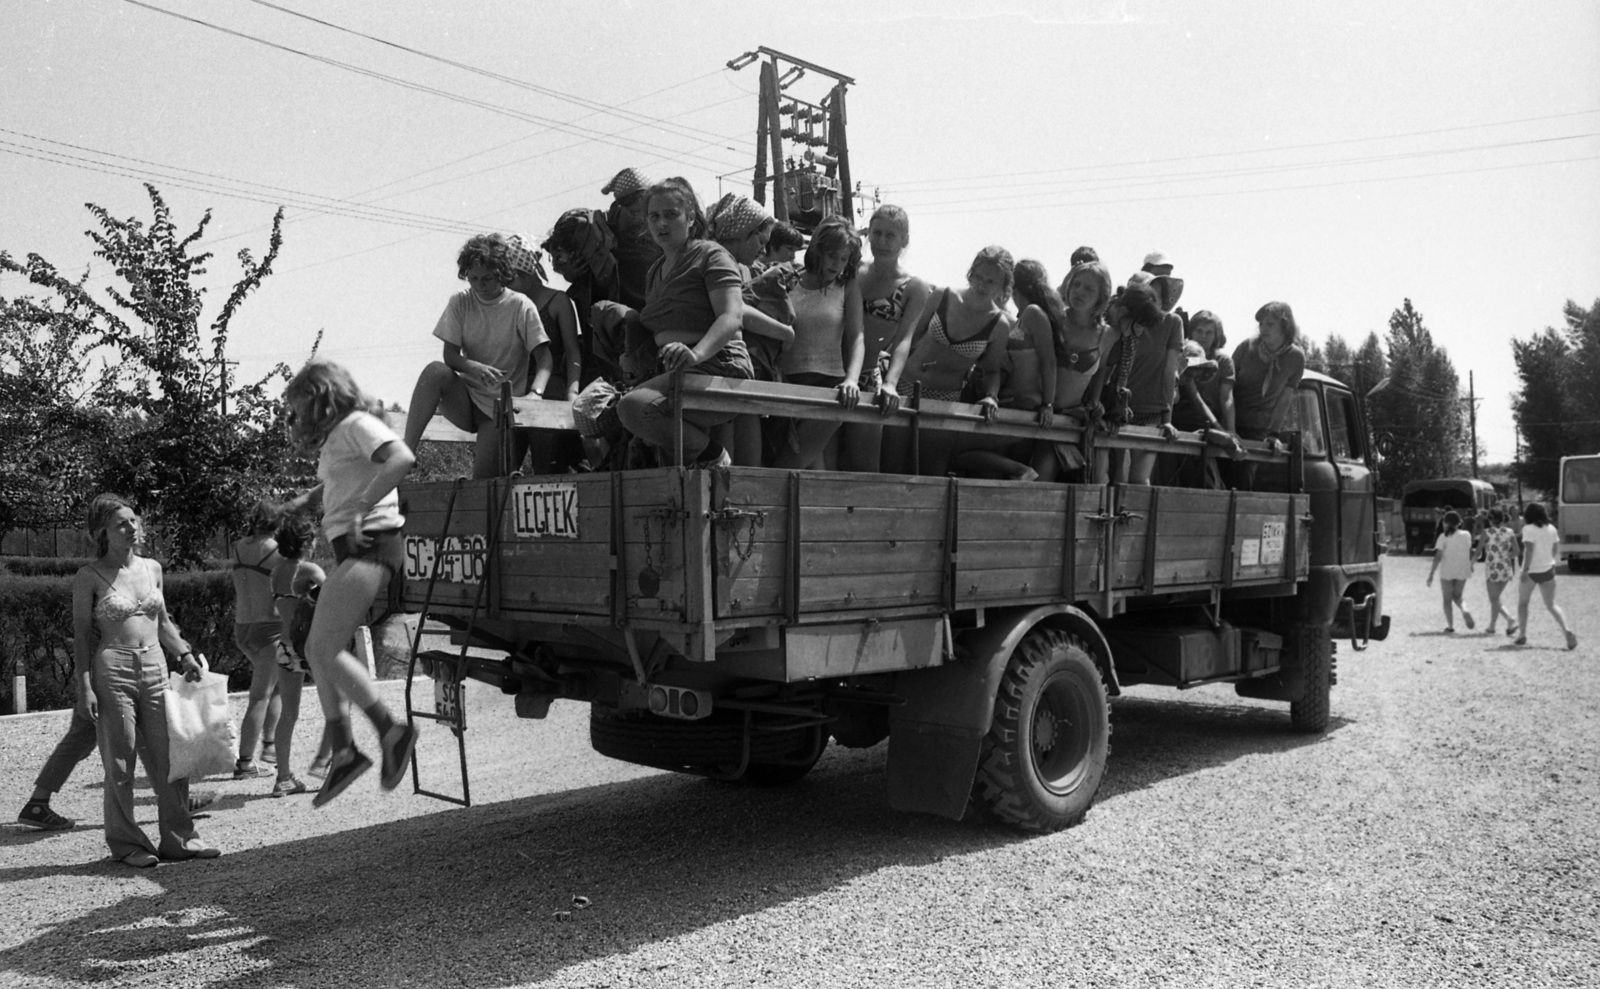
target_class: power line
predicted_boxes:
[883,107,1600,190]
[886,133,1599,209]
[911,152,1600,217]
[244,0,749,150]
[120,0,749,174]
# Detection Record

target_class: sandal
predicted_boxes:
[271,776,308,798]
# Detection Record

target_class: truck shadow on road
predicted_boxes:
[0,697,1342,988]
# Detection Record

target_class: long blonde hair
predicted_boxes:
[285,358,384,450]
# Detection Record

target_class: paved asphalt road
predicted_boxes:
[1,553,1595,988]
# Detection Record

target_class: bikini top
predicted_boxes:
[863,281,908,323]
[1054,321,1105,377]
[91,567,164,623]
[232,544,279,579]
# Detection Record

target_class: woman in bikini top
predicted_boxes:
[857,205,931,391]
[1052,261,1117,412]
[888,252,1013,405]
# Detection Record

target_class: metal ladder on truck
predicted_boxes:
[403,475,514,807]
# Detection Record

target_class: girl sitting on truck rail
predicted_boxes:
[612,177,752,467]
[1097,270,1184,485]
[282,359,419,807]
[1032,260,1116,483]
[1232,301,1305,442]
[401,233,552,479]
[880,245,1014,476]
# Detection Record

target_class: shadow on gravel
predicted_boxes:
[1098,693,1347,803]
[0,699,1346,988]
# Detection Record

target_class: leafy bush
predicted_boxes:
[0,569,243,713]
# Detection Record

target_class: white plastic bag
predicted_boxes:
[164,668,238,782]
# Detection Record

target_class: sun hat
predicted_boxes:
[1180,339,1218,378]
[1128,266,1183,314]
[1141,251,1174,276]
[600,168,654,198]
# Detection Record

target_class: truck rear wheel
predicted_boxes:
[973,629,1110,832]
[1289,625,1333,734]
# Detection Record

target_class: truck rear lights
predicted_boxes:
[643,685,711,721]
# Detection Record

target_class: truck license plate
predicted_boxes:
[511,481,580,539]
[434,675,463,722]
[403,535,486,584]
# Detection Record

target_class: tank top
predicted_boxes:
[778,282,848,379]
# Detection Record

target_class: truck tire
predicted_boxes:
[1289,625,1333,734]
[972,629,1110,832]
[742,728,827,786]
[588,707,818,780]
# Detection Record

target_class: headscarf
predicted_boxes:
[706,193,774,243]
[600,167,654,198]
[505,234,548,282]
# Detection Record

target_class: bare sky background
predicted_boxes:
[4,0,1598,463]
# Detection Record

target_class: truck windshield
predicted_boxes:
[1562,457,1600,505]
[1282,389,1327,457]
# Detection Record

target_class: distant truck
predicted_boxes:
[396,370,1389,832]
[1399,478,1498,555]
[1558,454,1600,573]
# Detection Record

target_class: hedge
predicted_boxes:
[0,568,243,713]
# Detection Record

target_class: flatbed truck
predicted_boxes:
[397,370,1389,832]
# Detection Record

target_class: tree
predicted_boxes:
[1367,299,1467,497]
[1510,298,1600,497]
[0,184,309,566]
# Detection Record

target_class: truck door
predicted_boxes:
[1324,385,1376,566]
[1285,385,1338,565]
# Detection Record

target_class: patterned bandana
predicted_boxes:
[505,234,548,282]
[707,193,774,243]
[600,167,654,198]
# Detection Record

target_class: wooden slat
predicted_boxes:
[801,540,946,576]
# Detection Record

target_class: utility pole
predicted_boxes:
[206,355,238,417]
[731,47,855,233]
[1468,371,1479,478]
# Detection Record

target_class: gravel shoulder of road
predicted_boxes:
[1,555,1596,988]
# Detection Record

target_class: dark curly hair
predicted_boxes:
[274,512,319,560]
[456,233,516,284]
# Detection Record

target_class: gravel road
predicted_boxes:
[2,553,1595,988]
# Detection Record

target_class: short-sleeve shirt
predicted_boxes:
[638,240,745,339]
[1233,342,1306,439]
[1112,312,1184,417]
[1483,527,1520,583]
[318,411,406,539]
[433,288,548,417]
[1521,523,1561,574]
[1433,529,1475,581]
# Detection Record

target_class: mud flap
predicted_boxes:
[886,726,984,821]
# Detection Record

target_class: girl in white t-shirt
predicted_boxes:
[283,359,420,806]
[1515,502,1577,650]
[1426,510,1476,633]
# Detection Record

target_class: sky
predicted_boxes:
[3,0,1598,464]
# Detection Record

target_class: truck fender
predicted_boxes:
[886,605,1118,821]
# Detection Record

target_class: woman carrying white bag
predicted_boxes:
[72,494,221,868]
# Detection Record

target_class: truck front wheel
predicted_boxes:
[1289,625,1333,733]
[973,629,1110,832]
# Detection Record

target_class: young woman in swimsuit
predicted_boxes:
[282,358,418,806]
[72,494,217,867]
[952,258,1062,480]
[229,499,283,779]
[265,512,333,796]
[881,246,1015,476]
[844,205,931,472]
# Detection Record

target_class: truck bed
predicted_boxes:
[398,468,1310,667]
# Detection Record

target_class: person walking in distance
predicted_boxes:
[229,498,283,778]
[1515,502,1578,649]
[1426,510,1476,633]
[282,359,419,806]
[1479,508,1520,635]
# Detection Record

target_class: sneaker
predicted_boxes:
[188,790,217,814]
[307,758,331,782]
[233,760,269,780]
[158,842,221,862]
[259,743,277,766]
[121,850,160,869]
[270,776,308,798]
[17,801,74,831]
[379,724,419,791]
[312,749,372,808]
